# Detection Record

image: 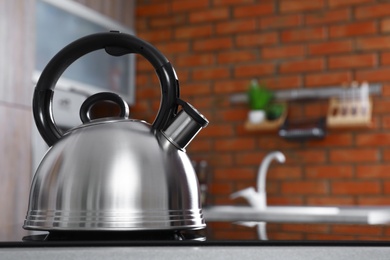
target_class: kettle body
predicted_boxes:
[24,32,208,231]
[25,119,204,230]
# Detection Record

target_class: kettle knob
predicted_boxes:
[79,92,130,123]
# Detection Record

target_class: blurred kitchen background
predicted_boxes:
[2,0,390,241]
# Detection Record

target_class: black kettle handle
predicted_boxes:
[33,31,179,147]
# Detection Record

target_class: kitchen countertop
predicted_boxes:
[2,241,390,260]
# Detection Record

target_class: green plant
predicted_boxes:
[247,80,273,110]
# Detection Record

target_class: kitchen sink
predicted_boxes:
[203,205,390,225]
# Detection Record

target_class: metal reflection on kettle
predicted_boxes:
[24,32,208,232]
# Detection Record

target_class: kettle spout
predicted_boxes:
[161,100,208,150]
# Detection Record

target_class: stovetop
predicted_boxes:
[1,221,390,246]
[22,230,206,242]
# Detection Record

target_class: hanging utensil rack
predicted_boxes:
[238,83,382,132]
[230,83,382,103]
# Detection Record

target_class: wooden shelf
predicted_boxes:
[326,98,372,129]
[244,104,287,132]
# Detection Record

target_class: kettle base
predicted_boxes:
[23,229,206,242]
[23,209,205,232]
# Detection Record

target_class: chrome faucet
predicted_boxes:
[231,151,286,209]
[230,151,286,240]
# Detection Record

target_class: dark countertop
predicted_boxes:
[2,240,390,260]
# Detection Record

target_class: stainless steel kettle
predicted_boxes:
[24,32,208,231]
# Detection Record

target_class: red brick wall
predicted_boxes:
[135,0,390,239]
